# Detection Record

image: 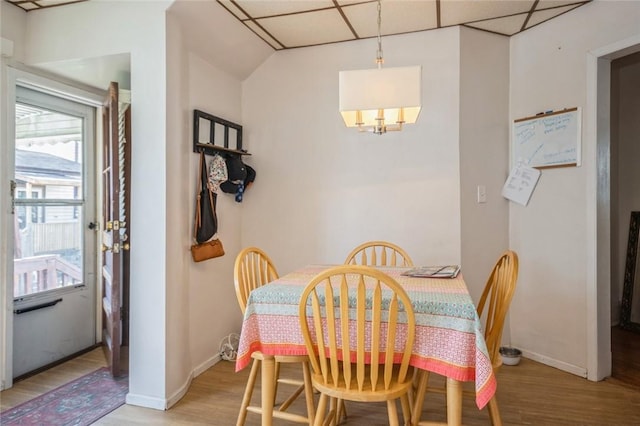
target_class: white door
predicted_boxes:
[11,86,97,378]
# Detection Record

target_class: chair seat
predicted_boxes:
[312,364,414,403]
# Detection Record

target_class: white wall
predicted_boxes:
[185,52,245,374]
[1,2,26,61]
[241,28,466,275]
[165,12,192,406]
[510,0,640,377]
[459,27,510,306]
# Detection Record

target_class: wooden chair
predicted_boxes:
[345,241,415,267]
[298,265,416,426]
[411,250,519,426]
[234,247,315,425]
[343,241,414,419]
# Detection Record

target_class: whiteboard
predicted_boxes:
[502,164,541,206]
[512,108,581,169]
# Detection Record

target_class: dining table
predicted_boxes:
[235,264,496,426]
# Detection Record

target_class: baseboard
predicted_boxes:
[167,353,223,409]
[521,349,588,378]
[194,353,222,377]
[124,353,223,410]
[125,392,167,410]
[166,371,194,409]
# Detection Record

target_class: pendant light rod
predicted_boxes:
[376,0,383,69]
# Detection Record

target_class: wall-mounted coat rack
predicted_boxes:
[193,109,251,156]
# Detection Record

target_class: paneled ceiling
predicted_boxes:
[7,0,591,50]
[217,0,591,50]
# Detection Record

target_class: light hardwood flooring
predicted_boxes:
[2,345,640,425]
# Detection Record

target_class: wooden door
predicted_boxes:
[101,82,131,377]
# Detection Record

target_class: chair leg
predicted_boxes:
[236,358,260,426]
[487,396,503,426]
[387,399,400,426]
[302,361,316,424]
[409,368,419,412]
[400,394,412,426]
[336,399,347,424]
[273,361,281,406]
[411,370,429,425]
[314,393,329,426]
[328,397,338,426]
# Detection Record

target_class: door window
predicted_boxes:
[13,92,89,299]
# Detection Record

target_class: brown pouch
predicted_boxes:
[191,238,225,262]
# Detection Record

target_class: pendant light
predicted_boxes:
[339,0,422,135]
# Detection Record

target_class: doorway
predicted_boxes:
[1,68,110,389]
[610,51,640,388]
[584,30,640,380]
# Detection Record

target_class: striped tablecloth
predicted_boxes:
[235,264,496,409]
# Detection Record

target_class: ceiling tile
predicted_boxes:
[36,0,79,6]
[526,4,582,29]
[13,1,39,10]
[441,0,535,27]
[343,0,438,38]
[536,0,586,9]
[257,8,355,48]
[229,0,334,17]
[465,13,528,36]
[245,20,283,49]
[218,1,249,20]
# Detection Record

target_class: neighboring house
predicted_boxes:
[15,149,80,229]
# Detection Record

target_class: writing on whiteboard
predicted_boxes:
[512,108,581,168]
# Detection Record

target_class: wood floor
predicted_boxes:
[611,325,640,388]
[2,337,640,426]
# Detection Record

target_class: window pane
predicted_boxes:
[13,206,84,298]
[15,103,83,201]
[14,102,84,298]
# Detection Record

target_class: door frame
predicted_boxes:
[586,36,640,381]
[0,64,105,390]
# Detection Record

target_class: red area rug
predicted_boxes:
[0,367,128,425]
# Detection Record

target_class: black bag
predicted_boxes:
[195,151,218,243]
